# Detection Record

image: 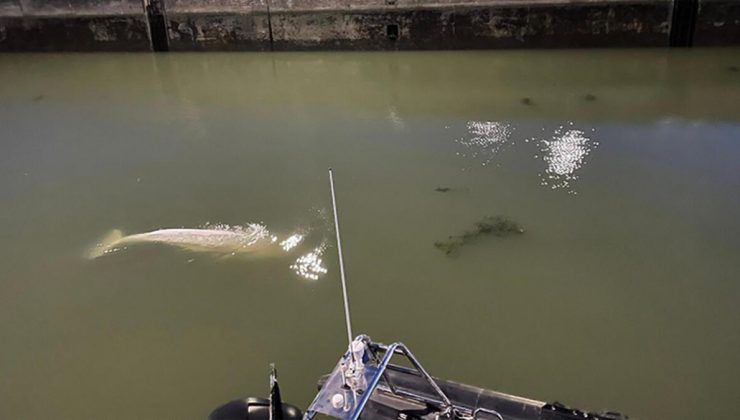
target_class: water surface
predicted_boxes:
[1,49,739,420]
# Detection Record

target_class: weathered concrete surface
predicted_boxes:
[0,0,738,51]
[0,0,150,51]
[0,16,150,50]
[19,0,145,16]
[0,0,21,17]
[269,0,672,50]
[164,0,270,51]
[694,0,740,46]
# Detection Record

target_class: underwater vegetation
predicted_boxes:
[434,215,525,256]
[434,186,470,193]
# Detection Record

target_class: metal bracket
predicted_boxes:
[303,336,453,420]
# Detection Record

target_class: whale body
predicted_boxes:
[86,224,278,259]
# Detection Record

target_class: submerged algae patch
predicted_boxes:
[475,216,524,236]
[434,186,470,193]
[434,216,524,256]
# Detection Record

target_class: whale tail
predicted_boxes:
[85,229,124,259]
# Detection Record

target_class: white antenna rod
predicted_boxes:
[329,168,354,346]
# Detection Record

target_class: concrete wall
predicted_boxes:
[269,0,672,50]
[164,0,270,51]
[0,0,150,51]
[694,0,740,46]
[0,0,738,51]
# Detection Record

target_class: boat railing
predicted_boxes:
[303,335,504,420]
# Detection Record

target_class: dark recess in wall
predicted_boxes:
[670,0,698,46]
[146,0,169,51]
[386,24,398,41]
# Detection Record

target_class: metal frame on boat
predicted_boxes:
[303,335,625,420]
[305,335,457,420]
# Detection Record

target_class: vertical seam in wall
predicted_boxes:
[160,0,170,51]
[670,0,698,47]
[688,0,698,47]
[667,0,674,47]
[141,0,154,51]
[266,0,274,51]
[144,0,170,52]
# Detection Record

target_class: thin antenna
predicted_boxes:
[329,168,354,346]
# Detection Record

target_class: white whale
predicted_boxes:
[85,224,280,259]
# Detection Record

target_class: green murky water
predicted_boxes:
[1,49,739,420]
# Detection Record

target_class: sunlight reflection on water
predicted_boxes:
[455,121,513,167]
[537,126,599,194]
